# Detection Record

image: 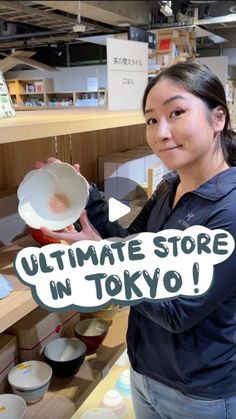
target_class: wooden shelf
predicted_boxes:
[24,309,129,419]
[0,235,39,333]
[0,235,129,418]
[0,108,145,143]
[6,78,107,109]
[72,359,135,418]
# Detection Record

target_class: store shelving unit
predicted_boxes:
[148,27,197,76]
[0,234,129,419]
[6,78,107,109]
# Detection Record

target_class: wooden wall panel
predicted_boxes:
[70,124,147,183]
[0,136,64,189]
[0,124,147,191]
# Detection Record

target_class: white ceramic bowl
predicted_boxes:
[8,360,52,404]
[10,382,50,405]
[80,408,118,419]
[8,360,52,390]
[100,389,128,418]
[17,162,89,230]
[0,394,27,418]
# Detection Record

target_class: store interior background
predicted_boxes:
[1,3,236,418]
[1,0,236,74]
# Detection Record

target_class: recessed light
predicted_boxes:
[190,1,217,3]
[229,5,236,13]
[117,22,131,27]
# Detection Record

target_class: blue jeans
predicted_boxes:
[130,367,236,418]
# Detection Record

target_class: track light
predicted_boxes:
[159,1,173,17]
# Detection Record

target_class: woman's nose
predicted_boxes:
[156,119,172,141]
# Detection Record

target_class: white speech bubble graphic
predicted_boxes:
[13,226,235,311]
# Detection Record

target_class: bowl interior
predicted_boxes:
[74,318,108,337]
[8,361,52,390]
[44,337,87,362]
[0,394,26,418]
[17,162,89,230]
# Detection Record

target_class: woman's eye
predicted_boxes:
[170,109,185,118]
[146,118,157,125]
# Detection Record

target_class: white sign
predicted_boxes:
[0,72,15,118]
[107,38,148,110]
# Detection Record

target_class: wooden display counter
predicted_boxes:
[0,108,145,144]
[0,235,38,333]
[25,310,129,419]
[0,235,129,419]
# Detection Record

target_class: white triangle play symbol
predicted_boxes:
[108,197,131,222]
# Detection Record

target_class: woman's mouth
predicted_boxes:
[160,146,181,152]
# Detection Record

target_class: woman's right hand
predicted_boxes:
[40,210,101,245]
[34,157,80,175]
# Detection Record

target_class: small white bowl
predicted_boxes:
[0,394,27,418]
[80,408,118,419]
[8,360,52,390]
[17,162,89,230]
[100,389,128,418]
[8,361,52,404]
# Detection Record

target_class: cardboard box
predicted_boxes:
[99,146,158,201]
[104,156,146,201]
[7,307,80,361]
[0,334,18,393]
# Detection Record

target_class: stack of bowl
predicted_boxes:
[100,389,128,418]
[8,360,52,404]
[115,369,131,398]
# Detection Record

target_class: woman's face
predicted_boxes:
[144,79,224,171]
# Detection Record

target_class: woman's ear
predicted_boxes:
[212,106,226,133]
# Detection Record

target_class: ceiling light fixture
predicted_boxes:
[159,1,173,17]
[73,1,85,33]
[117,22,131,27]
[190,1,217,3]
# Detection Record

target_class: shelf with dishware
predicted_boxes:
[5,78,107,109]
[0,234,129,418]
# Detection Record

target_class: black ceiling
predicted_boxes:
[1,1,236,67]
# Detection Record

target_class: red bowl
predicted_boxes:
[74,318,109,354]
[27,226,60,245]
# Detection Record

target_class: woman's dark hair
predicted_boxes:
[142,60,236,166]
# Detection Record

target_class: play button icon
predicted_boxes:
[108,197,131,222]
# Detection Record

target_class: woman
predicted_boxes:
[40,61,236,418]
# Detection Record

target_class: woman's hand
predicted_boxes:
[34,157,80,175]
[34,157,97,244]
[40,210,101,245]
